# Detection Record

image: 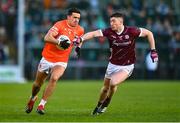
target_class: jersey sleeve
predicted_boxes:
[101,28,110,37]
[47,22,60,37]
[80,27,84,36]
[131,27,141,38]
[75,26,84,37]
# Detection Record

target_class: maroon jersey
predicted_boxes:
[102,26,141,65]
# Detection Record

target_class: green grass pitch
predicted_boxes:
[0,80,179,122]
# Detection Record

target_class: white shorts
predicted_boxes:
[105,62,134,79]
[38,57,67,74]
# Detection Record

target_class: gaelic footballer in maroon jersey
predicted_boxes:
[101,26,141,65]
[73,12,158,115]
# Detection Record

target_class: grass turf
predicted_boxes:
[0,80,179,122]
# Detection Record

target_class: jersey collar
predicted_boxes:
[116,26,124,35]
[66,20,75,29]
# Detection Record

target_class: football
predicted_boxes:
[56,35,71,50]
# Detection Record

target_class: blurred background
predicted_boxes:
[0,0,179,82]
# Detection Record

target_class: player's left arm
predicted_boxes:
[139,28,156,50]
[139,28,158,62]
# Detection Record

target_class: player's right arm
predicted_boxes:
[73,30,103,46]
[44,25,59,45]
[73,29,103,58]
[81,29,103,41]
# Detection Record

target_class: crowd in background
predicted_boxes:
[0,0,179,79]
[0,0,16,64]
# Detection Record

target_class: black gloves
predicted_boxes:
[75,46,81,59]
[58,39,70,50]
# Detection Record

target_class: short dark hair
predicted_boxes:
[110,12,125,20]
[67,8,81,15]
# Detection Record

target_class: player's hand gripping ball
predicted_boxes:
[57,35,71,50]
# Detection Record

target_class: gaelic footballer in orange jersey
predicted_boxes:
[42,20,84,63]
[25,8,84,115]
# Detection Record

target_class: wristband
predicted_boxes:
[57,40,61,45]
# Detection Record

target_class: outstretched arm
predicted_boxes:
[73,29,103,58]
[73,30,103,46]
[81,30,103,41]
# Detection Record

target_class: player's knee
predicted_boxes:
[50,75,59,83]
[110,78,116,87]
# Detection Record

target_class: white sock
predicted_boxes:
[39,99,47,106]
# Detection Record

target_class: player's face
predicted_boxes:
[67,12,80,27]
[110,17,124,32]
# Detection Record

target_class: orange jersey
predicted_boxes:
[42,20,84,62]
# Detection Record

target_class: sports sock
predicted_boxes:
[101,97,111,107]
[97,101,102,107]
[39,99,47,106]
